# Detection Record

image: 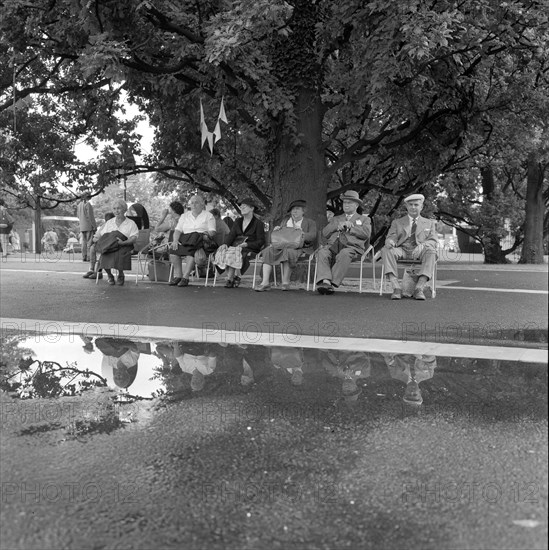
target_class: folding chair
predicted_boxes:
[379,254,438,298]
[251,248,317,290]
[311,244,376,293]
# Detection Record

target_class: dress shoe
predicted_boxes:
[413,287,426,300]
[117,275,125,286]
[83,271,95,279]
[317,282,334,295]
[280,283,290,291]
[177,278,189,287]
[391,288,402,300]
[233,276,242,288]
[254,284,271,292]
[107,275,115,285]
[224,279,234,288]
[169,277,182,286]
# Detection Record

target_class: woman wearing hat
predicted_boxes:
[223,198,266,288]
[255,199,317,291]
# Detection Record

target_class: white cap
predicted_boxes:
[404,193,425,203]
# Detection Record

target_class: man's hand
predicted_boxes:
[385,239,396,249]
[413,243,425,256]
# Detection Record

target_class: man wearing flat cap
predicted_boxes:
[316,190,371,295]
[381,193,438,300]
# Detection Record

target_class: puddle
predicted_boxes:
[1,330,547,550]
[1,330,547,429]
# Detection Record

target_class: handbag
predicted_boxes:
[270,227,304,249]
[95,231,126,254]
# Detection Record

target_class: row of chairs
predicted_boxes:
[133,239,437,298]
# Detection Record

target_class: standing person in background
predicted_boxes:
[0,199,15,258]
[41,227,58,255]
[77,193,97,262]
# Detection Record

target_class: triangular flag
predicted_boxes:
[213,119,222,143]
[218,96,228,124]
[201,120,209,148]
[200,100,208,147]
[207,131,214,155]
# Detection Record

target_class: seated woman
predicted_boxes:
[223,198,266,288]
[93,199,139,286]
[169,195,216,287]
[126,203,150,230]
[255,199,317,291]
[153,200,184,266]
[63,232,80,253]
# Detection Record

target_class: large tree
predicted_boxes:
[1,0,548,242]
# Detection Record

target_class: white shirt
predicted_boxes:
[286,218,303,229]
[175,210,215,234]
[95,217,139,240]
[176,354,217,375]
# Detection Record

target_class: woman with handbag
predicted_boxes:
[255,199,317,291]
[169,195,216,287]
[93,199,139,286]
[223,198,265,288]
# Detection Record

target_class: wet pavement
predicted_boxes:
[1,329,547,549]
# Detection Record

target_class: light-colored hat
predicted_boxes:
[404,194,425,203]
[340,190,364,207]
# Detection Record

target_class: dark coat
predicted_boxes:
[225,216,265,252]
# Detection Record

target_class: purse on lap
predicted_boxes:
[95,231,127,254]
[270,227,304,249]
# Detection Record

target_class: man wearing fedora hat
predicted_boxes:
[381,193,438,300]
[316,190,371,295]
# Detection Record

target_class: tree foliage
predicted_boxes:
[1,0,548,259]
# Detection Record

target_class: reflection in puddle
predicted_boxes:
[1,330,547,434]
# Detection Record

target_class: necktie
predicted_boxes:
[410,218,417,247]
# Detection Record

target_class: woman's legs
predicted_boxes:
[170,254,182,278]
[182,255,195,279]
[260,263,273,286]
[280,261,292,285]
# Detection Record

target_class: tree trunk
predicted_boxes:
[34,197,42,254]
[271,88,327,229]
[480,166,509,264]
[519,153,545,264]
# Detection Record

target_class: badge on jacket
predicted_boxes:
[356,220,362,226]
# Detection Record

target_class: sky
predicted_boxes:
[74,99,155,163]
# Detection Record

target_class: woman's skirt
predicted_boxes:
[261,246,310,268]
[172,232,204,257]
[100,246,133,271]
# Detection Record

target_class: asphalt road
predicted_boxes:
[0,257,547,347]
[1,256,547,550]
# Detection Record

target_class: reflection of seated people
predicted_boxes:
[95,338,140,390]
[173,342,217,392]
[320,350,371,403]
[269,347,305,386]
[80,335,94,354]
[382,354,437,405]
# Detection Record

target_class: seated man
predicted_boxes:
[381,193,438,300]
[316,190,371,295]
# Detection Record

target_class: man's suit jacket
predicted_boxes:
[322,213,371,254]
[386,215,437,250]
